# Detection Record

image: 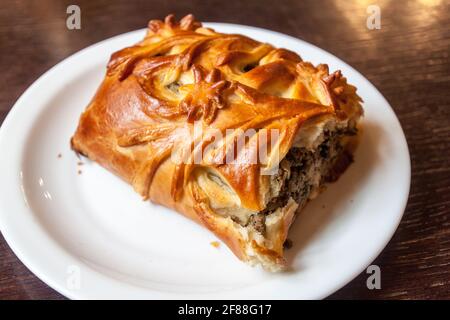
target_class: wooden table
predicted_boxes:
[0,0,449,299]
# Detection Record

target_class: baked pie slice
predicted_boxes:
[71,14,363,271]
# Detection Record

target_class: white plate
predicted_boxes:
[0,23,410,299]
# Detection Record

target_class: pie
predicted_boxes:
[71,14,363,271]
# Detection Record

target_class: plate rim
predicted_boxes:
[0,22,411,299]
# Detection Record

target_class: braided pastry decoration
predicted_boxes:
[72,14,363,271]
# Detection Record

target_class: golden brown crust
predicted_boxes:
[71,14,363,270]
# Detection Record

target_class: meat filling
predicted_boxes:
[246,129,355,235]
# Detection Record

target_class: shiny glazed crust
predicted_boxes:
[71,14,363,271]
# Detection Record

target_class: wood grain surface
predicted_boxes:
[0,0,449,299]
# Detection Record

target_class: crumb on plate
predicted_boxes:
[210,241,220,248]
